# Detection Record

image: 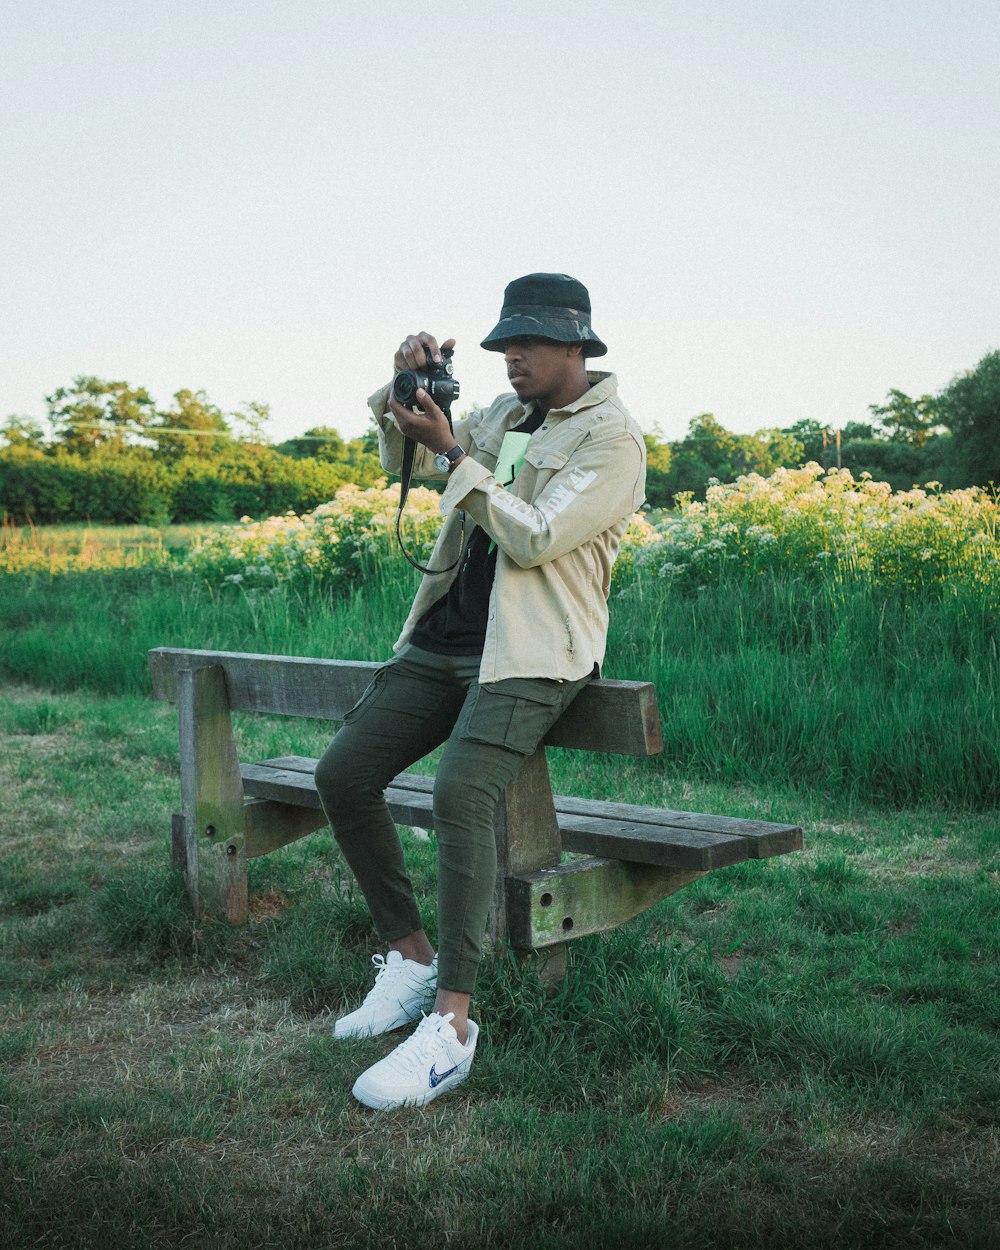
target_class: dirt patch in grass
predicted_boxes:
[248,890,292,920]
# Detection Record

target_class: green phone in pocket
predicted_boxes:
[495,431,531,488]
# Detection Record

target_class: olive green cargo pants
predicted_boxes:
[314,644,591,994]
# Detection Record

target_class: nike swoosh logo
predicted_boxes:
[429,1063,458,1088]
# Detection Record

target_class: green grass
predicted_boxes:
[0,551,998,807]
[0,519,220,575]
[609,569,999,807]
[1,528,998,1244]
[0,681,998,1247]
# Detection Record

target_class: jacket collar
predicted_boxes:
[536,371,617,418]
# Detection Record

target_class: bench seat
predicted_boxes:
[149,646,803,958]
[240,755,802,873]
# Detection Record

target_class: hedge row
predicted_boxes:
[0,449,385,524]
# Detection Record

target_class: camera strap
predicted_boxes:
[395,429,464,576]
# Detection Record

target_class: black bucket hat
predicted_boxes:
[480,272,608,358]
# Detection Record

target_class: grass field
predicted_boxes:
[0,519,216,573]
[1,523,998,1247]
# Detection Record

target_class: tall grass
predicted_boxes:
[1,555,997,807]
[610,569,999,807]
[0,518,215,573]
[0,555,415,690]
[2,465,999,807]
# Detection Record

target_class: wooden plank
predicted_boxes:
[488,749,563,967]
[148,648,662,756]
[559,814,748,871]
[239,762,759,872]
[171,812,187,873]
[259,755,325,773]
[549,678,663,756]
[240,763,325,809]
[506,858,704,948]
[239,763,438,833]
[151,648,378,721]
[383,788,438,831]
[555,794,803,859]
[247,758,801,861]
[177,666,248,923]
[243,799,329,858]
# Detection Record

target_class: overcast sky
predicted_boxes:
[2,0,997,444]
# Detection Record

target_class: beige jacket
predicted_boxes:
[368,371,646,683]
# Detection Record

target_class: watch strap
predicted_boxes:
[434,445,464,471]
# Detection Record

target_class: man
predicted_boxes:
[314,273,646,1109]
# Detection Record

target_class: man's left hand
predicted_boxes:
[388,389,456,455]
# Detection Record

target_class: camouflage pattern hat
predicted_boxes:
[480,273,608,358]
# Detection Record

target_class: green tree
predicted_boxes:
[149,389,232,461]
[46,377,156,456]
[839,437,930,491]
[0,415,47,451]
[234,400,271,445]
[734,427,804,476]
[278,425,347,462]
[642,428,672,509]
[869,388,943,447]
[661,415,805,503]
[934,349,1000,486]
[356,429,380,458]
[661,414,739,501]
[781,418,831,464]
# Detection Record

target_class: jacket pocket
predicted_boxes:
[460,679,567,755]
[522,446,569,471]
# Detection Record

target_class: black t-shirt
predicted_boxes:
[410,407,547,656]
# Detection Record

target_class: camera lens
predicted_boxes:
[392,371,421,404]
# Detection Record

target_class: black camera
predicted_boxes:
[392,346,460,413]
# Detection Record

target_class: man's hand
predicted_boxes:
[389,332,459,455]
[393,332,455,374]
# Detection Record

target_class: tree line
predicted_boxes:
[1,350,997,524]
[646,349,999,507]
[0,381,386,525]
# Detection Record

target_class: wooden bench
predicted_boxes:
[149,647,802,972]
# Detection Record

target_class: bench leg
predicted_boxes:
[177,665,248,924]
[489,747,567,984]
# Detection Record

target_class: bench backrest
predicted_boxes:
[148,648,663,757]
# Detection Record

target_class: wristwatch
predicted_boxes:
[434,445,464,473]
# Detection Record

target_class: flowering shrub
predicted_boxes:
[636,464,1000,600]
[185,479,656,595]
[182,464,1000,606]
[184,480,445,593]
[612,511,656,584]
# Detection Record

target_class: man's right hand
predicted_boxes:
[393,333,456,373]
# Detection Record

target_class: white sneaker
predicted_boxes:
[333,951,437,1040]
[352,1012,479,1109]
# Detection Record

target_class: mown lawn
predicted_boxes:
[1,679,997,1249]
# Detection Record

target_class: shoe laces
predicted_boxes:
[389,1013,455,1075]
[362,952,409,999]
[361,951,434,1003]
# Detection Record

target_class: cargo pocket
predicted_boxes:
[460,679,566,755]
[341,667,388,724]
